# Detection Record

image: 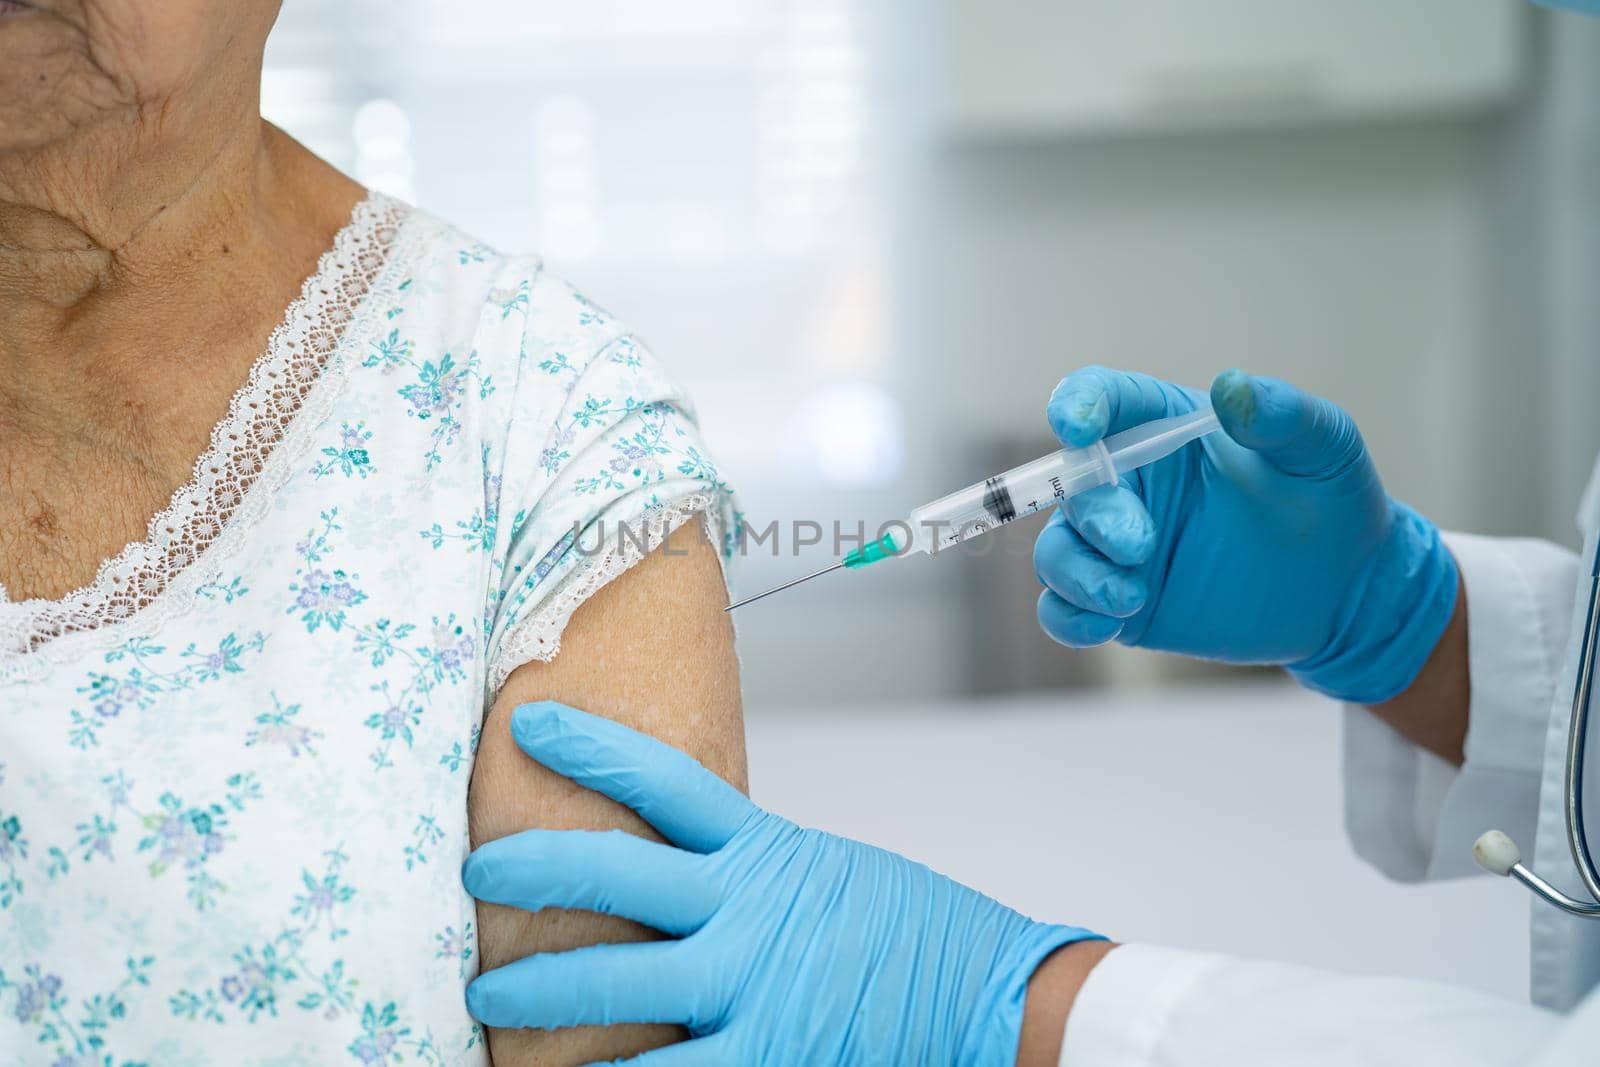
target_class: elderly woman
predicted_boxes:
[0,3,745,1065]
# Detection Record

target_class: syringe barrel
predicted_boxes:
[901,407,1219,556]
[905,447,1108,555]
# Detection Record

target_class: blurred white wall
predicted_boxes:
[923,124,1496,528]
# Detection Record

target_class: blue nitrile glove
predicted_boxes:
[1034,367,1457,704]
[463,701,1101,1067]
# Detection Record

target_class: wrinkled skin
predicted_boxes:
[0,0,359,603]
[0,0,280,155]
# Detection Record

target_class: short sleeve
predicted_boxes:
[482,271,738,693]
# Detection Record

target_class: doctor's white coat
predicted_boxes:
[1059,472,1600,1064]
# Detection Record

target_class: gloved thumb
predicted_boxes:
[1210,369,1367,479]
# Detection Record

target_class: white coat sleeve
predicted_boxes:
[1061,943,1594,1067]
[1343,532,1579,882]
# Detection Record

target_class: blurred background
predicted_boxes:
[265,0,1600,999]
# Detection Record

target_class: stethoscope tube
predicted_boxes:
[1474,538,1600,917]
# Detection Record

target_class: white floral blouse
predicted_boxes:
[0,193,736,1066]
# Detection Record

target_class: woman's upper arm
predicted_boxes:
[468,517,745,1066]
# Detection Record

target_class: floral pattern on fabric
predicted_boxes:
[0,194,736,1065]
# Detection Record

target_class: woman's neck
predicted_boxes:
[0,93,267,312]
[0,101,363,439]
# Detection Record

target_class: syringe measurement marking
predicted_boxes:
[982,476,1017,523]
[965,472,1068,547]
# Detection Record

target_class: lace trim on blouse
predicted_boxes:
[0,193,423,682]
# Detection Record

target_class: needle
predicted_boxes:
[725,561,846,612]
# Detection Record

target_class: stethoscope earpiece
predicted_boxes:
[1472,830,1521,877]
[1475,828,1600,917]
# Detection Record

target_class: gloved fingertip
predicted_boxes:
[1081,505,1156,568]
[1066,483,1156,567]
[509,700,573,748]
[461,851,492,896]
[1068,616,1123,648]
[1211,369,1361,478]
[1212,368,1304,451]
[1209,368,1258,437]
[1121,573,1150,615]
[464,977,494,1023]
[1038,591,1123,647]
[1093,572,1147,618]
[1048,390,1110,448]
[1124,512,1158,566]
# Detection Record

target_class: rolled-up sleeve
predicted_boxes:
[1343,532,1578,882]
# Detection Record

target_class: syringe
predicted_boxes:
[725,407,1221,611]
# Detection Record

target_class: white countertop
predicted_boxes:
[746,680,1528,1000]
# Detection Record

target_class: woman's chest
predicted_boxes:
[0,433,195,605]
[2,624,484,923]
[2,457,495,760]
[0,492,491,862]
[0,497,493,1064]
[0,336,270,605]
[0,425,499,889]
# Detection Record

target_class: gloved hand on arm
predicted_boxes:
[463,700,1105,1067]
[1034,367,1458,705]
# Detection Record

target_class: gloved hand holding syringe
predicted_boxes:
[726,405,1221,611]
